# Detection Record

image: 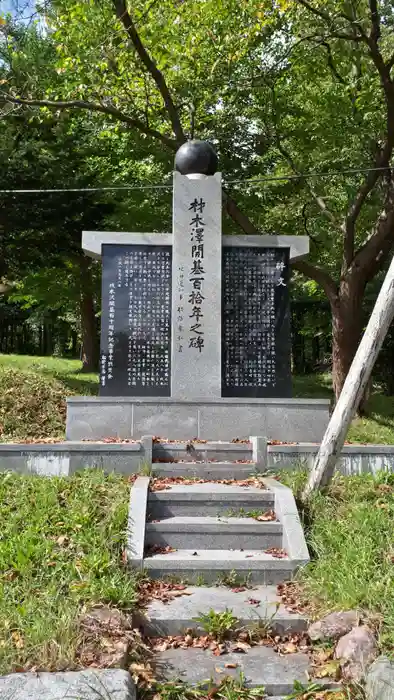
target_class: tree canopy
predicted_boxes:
[1,0,394,393]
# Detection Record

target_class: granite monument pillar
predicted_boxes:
[66,140,330,441]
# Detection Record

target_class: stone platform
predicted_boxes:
[0,670,135,700]
[66,396,330,441]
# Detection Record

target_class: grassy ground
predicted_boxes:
[0,466,387,699]
[0,354,98,441]
[0,353,98,395]
[293,372,394,444]
[282,468,394,655]
[1,352,394,443]
[0,469,135,673]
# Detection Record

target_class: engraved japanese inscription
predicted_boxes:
[100,244,172,396]
[222,247,291,398]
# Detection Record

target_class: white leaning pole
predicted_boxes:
[303,253,394,499]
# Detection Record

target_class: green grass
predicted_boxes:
[0,353,98,441]
[1,353,394,442]
[144,678,348,700]
[193,609,239,641]
[144,675,269,700]
[0,353,98,395]
[0,468,136,673]
[293,373,394,444]
[280,469,394,655]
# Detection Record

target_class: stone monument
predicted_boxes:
[66,141,329,441]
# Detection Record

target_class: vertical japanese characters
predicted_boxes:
[188,197,206,352]
[126,248,171,389]
[175,265,185,353]
[222,248,288,393]
[100,245,172,396]
[100,281,116,387]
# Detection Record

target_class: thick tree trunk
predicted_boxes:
[331,278,369,412]
[79,257,99,373]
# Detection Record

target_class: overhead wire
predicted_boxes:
[0,165,392,194]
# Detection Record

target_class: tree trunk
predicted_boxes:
[79,257,99,373]
[331,278,369,412]
[303,251,394,499]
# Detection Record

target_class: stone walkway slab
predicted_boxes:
[154,645,314,695]
[0,669,136,700]
[137,585,307,637]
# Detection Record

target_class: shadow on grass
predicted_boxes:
[292,373,333,400]
[54,372,99,396]
[35,366,99,396]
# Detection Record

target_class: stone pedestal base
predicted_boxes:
[66,397,330,442]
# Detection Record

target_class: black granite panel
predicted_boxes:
[222,247,291,398]
[100,244,171,396]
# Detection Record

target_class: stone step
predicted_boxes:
[152,462,257,480]
[143,549,297,585]
[147,482,274,519]
[136,585,307,637]
[153,645,334,696]
[152,441,253,464]
[145,516,282,550]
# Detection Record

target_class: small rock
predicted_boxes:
[308,610,359,641]
[366,656,394,700]
[335,625,377,682]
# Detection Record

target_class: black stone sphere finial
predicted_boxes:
[175,140,218,176]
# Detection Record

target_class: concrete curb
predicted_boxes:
[2,439,394,477]
[0,441,144,477]
[127,476,150,570]
[263,477,310,564]
[140,435,153,467]
[250,435,268,470]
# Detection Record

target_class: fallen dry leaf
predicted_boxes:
[144,545,177,556]
[313,659,342,680]
[232,641,251,653]
[213,643,228,656]
[130,662,156,687]
[314,648,334,664]
[256,510,276,522]
[265,547,288,559]
[281,642,298,654]
[149,476,267,491]
[276,581,308,615]
[138,580,189,606]
[56,535,69,546]
[225,662,239,669]
[11,632,24,649]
